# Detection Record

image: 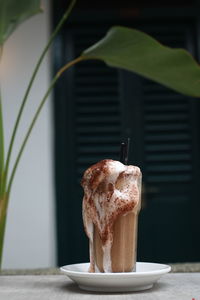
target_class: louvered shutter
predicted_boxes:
[54,15,200,265]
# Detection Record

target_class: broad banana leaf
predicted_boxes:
[0,0,42,45]
[82,26,200,98]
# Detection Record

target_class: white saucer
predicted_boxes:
[60,262,171,292]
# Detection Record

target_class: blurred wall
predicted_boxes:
[0,0,56,268]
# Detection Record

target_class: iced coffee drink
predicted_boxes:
[81,159,142,273]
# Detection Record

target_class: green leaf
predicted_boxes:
[0,0,42,45]
[82,26,200,98]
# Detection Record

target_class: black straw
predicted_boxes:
[119,138,130,165]
[120,142,126,163]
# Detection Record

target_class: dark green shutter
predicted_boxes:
[54,11,200,265]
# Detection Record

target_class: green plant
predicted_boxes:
[0,0,200,268]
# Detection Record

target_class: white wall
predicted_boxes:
[0,0,56,268]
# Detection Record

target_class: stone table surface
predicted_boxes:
[0,273,200,300]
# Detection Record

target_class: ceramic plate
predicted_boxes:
[60,262,171,292]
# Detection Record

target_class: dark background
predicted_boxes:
[52,0,200,266]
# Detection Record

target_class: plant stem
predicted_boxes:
[0,46,6,270]
[0,193,8,268]
[2,0,77,194]
[6,56,84,196]
[0,89,4,196]
[0,47,3,61]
